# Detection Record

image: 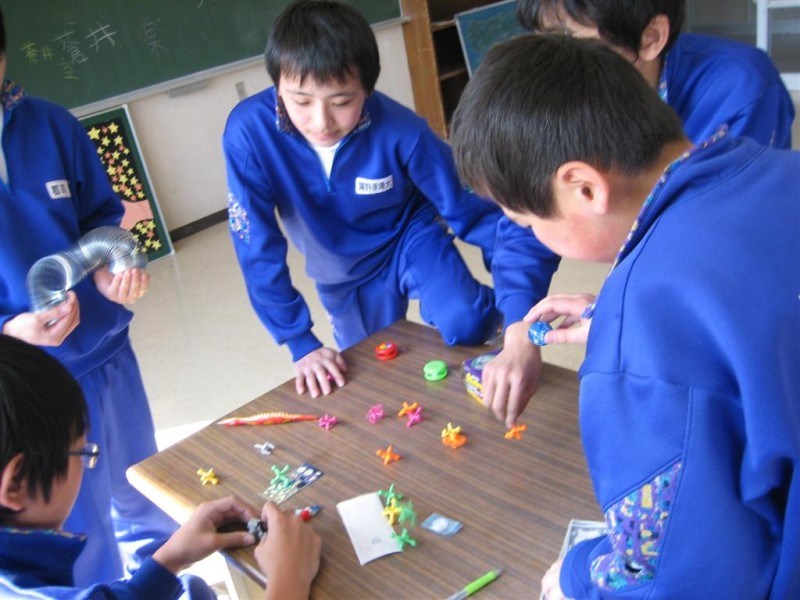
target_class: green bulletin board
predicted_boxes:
[5,0,401,110]
[79,106,173,262]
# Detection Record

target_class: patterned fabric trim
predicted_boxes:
[1,80,26,112]
[658,58,669,103]
[227,191,250,243]
[274,94,371,136]
[590,461,682,591]
[0,525,84,540]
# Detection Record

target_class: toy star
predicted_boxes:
[318,413,338,431]
[366,403,385,424]
[376,444,401,465]
[405,406,423,427]
[196,467,219,486]
[270,464,291,488]
[441,422,467,449]
[398,500,417,526]
[383,497,402,524]
[398,401,419,418]
[504,423,527,440]
[254,441,275,455]
[377,483,404,504]
[392,528,417,549]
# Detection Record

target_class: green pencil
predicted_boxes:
[446,568,503,600]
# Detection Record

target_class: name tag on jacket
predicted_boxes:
[355,175,393,195]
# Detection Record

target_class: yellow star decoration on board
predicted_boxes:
[87,127,101,140]
[108,122,119,133]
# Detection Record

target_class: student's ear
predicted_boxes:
[639,14,670,63]
[0,454,29,512]
[554,161,611,216]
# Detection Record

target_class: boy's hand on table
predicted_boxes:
[294,347,347,398]
[1,291,80,346]
[256,501,322,600]
[93,266,150,304]
[482,321,543,429]
[152,496,257,574]
[524,294,595,345]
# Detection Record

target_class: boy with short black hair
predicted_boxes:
[224,0,530,400]
[476,0,797,429]
[516,0,795,149]
[451,33,799,599]
[0,334,321,600]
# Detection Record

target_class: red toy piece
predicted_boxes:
[375,341,399,361]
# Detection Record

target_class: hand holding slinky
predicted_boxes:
[93,266,150,304]
[524,294,596,346]
[1,291,80,346]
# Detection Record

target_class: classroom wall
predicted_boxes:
[124,23,413,232]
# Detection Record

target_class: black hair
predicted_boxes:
[0,4,5,55]
[266,0,380,94]
[450,33,685,217]
[0,335,87,518]
[516,0,685,57]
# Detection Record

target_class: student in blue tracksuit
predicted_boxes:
[516,0,794,149]
[0,334,321,600]
[223,0,507,399]
[451,33,799,600]
[478,0,796,431]
[0,9,175,585]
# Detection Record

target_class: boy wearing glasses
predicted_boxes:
[0,334,322,600]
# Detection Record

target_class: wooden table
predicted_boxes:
[128,320,600,599]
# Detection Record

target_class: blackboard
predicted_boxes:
[4,1,401,111]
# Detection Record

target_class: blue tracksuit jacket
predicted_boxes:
[560,135,800,598]
[0,82,131,373]
[0,82,175,586]
[223,88,525,359]
[0,528,181,600]
[662,33,795,150]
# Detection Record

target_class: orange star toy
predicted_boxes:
[377,444,401,465]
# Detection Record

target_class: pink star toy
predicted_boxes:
[366,403,385,424]
[318,413,338,431]
[405,406,423,427]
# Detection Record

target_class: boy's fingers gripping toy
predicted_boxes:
[247,518,268,541]
[528,321,552,346]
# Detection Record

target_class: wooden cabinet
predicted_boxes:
[401,0,500,138]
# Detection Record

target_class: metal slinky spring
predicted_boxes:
[26,226,146,313]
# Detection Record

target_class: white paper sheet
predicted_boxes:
[336,492,403,565]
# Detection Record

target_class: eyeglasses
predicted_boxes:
[68,442,100,469]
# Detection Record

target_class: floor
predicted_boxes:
[126,221,606,597]
[129,222,606,446]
